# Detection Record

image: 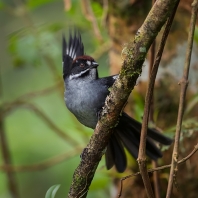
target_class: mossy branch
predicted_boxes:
[68,0,179,197]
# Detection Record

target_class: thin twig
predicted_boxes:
[150,37,161,197]
[1,101,78,146]
[0,52,20,198]
[0,114,20,198]
[101,0,108,27]
[118,143,198,197]
[81,0,103,42]
[90,41,111,60]
[166,1,198,197]
[137,1,179,197]
[152,161,160,198]
[0,146,83,172]
[42,54,63,95]
[148,0,156,123]
[13,81,61,103]
[64,0,71,11]
[149,0,160,196]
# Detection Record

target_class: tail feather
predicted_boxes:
[122,113,172,145]
[144,137,162,160]
[116,129,139,159]
[117,124,162,160]
[105,141,115,170]
[105,113,172,172]
[105,135,127,172]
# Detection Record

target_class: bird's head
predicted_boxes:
[69,55,98,80]
[62,31,99,80]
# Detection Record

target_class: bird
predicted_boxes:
[62,31,172,173]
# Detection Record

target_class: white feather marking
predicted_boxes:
[86,60,91,66]
[69,46,73,56]
[71,47,76,59]
[66,49,69,55]
[113,75,118,80]
[69,68,90,80]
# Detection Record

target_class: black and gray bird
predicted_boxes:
[62,31,172,173]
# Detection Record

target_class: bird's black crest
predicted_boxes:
[62,30,84,79]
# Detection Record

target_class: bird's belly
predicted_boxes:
[65,86,102,129]
[73,108,98,129]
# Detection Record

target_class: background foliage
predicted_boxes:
[1,0,198,198]
[0,0,112,197]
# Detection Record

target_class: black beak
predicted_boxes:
[91,61,99,68]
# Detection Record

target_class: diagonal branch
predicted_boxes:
[68,1,179,197]
[1,101,77,146]
[0,116,20,198]
[0,146,83,172]
[166,0,198,197]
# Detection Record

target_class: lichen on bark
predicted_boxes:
[68,1,179,197]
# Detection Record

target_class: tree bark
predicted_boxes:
[68,0,179,197]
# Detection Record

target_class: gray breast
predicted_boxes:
[64,79,107,129]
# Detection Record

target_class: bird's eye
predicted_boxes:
[80,63,84,67]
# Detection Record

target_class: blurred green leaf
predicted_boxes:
[1,0,110,197]
[46,23,64,32]
[185,93,198,115]
[91,2,103,18]
[45,184,60,198]
[27,0,56,10]
[38,31,59,57]
[64,0,90,28]
[8,30,60,67]
[131,91,144,121]
[164,117,198,141]
[0,1,5,10]
[8,33,40,67]
[194,26,198,44]
[89,174,109,191]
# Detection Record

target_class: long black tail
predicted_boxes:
[105,112,172,173]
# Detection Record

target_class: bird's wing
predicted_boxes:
[99,74,118,88]
[62,31,84,79]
